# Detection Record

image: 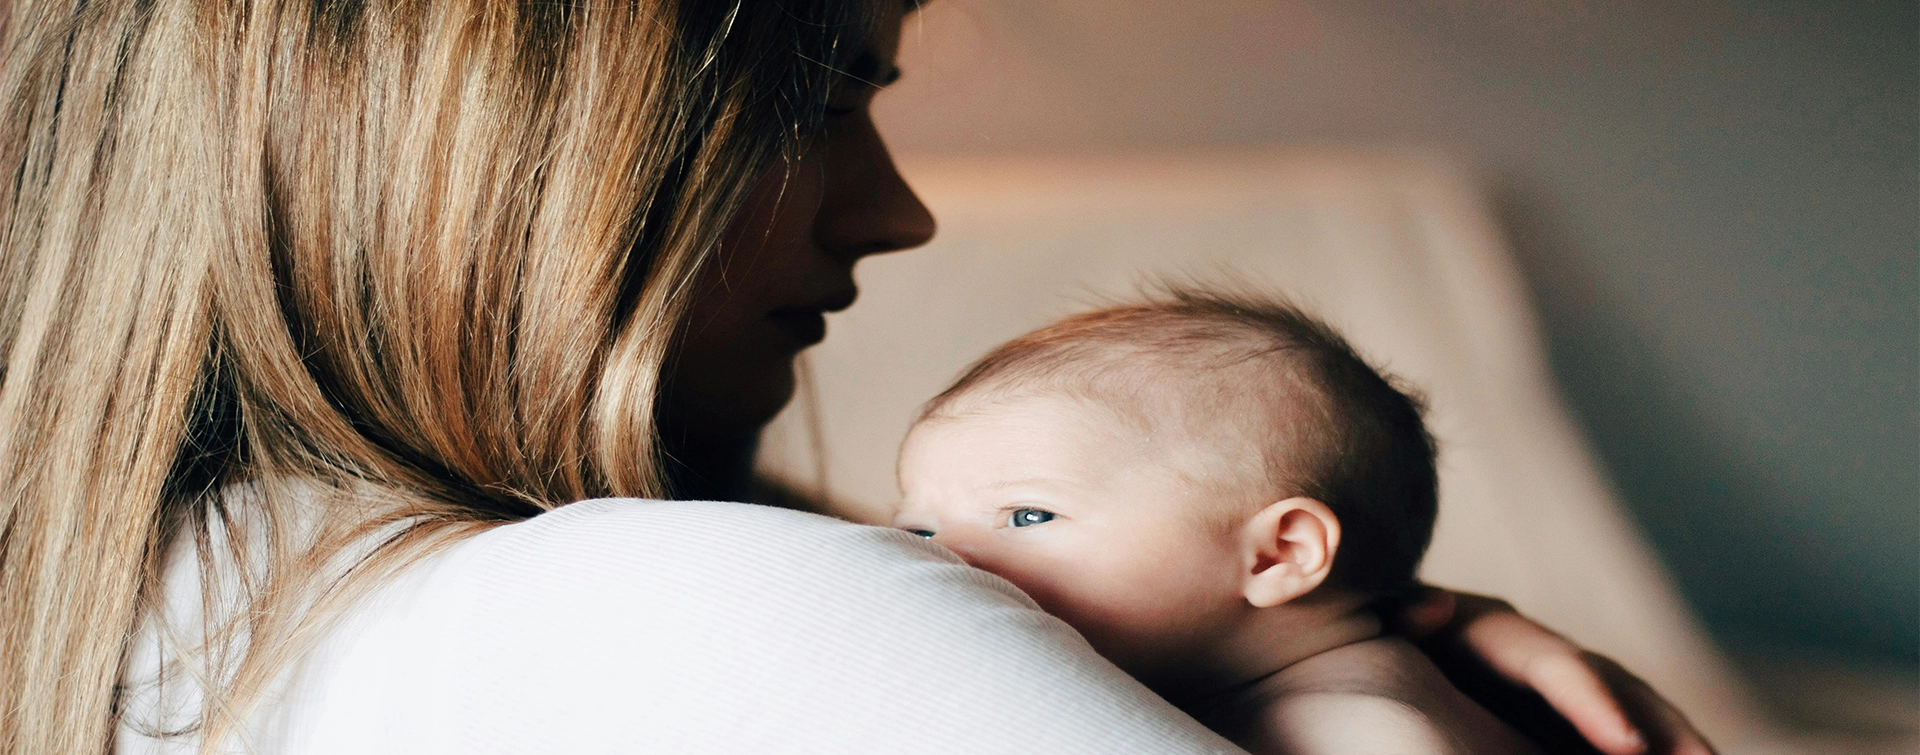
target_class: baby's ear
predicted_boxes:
[1239,497,1341,608]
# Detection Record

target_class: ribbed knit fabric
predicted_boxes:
[117,498,1243,754]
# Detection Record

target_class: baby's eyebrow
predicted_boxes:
[983,477,1067,491]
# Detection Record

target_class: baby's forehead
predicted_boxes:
[911,389,1140,448]
[914,366,1295,474]
[941,346,1300,425]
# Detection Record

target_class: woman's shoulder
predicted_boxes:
[464,498,1013,603]
[440,497,1051,654]
[214,497,1237,754]
[491,497,949,563]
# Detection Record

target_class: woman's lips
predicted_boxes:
[767,289,856,347]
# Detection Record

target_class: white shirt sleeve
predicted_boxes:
[260,499,1245,754]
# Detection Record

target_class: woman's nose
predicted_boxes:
[814,115,936,261]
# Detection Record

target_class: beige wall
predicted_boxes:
[871,0,1917,664]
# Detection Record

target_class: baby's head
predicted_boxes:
[895,290,1436,688]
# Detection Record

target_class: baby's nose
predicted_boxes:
[888,506,938,538]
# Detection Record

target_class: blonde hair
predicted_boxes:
[0,1,884,752]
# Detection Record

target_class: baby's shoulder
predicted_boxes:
[1254,691,1460,755]
[1240,637,1544,755]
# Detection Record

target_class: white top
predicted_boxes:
[117,498,1242,754]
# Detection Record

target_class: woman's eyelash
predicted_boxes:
[823,95,866,116]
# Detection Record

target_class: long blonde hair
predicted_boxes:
[0,1,881,752]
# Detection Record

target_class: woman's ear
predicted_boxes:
[1240,497,1341,608]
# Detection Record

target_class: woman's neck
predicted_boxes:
[660,430,759,502]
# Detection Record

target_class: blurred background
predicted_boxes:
[854,0,1915,745]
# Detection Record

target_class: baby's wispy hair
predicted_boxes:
[918,286,1438,596]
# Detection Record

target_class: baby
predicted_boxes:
[893,290,1541,755]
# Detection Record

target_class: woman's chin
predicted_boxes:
[735,367,798,434]
[661,356,797,442]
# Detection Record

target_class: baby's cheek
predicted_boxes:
[1109,562,1226,629]
[970,530,1230,671]
[1008,557,1205,661]
[976,556,1120,624]
[1093,550,1245,660]
[1014,576,1139,647]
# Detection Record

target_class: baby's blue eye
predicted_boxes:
[906,528,936,538]
[1007,508,1057,528]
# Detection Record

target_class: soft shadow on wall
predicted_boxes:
[873,0,1918,670]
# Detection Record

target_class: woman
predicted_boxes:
[0,1,1711,753]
